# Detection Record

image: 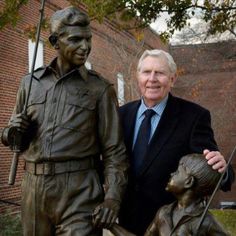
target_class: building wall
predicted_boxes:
[0,0,166,212]
[1,0,235,213]
[170,42,236,205]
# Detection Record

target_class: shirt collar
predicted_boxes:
[137,95,168,119]
[32,57,89,81]
[164,200,204,218]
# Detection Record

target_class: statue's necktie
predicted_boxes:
[132,109,156,175]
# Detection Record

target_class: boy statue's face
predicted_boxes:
[165,164,191,194]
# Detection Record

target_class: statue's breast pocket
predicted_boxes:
[27,90,47,124]
[60,89,97,132]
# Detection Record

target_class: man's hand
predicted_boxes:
[203,149,226,173]
[92,199,120,229]
[10,113,30,133]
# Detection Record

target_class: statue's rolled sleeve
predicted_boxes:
[10,79,27,122]
[98,84,128,202]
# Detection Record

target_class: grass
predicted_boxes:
[0,212,22,236]
[211,209,236,236]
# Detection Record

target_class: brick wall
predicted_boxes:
[1,0,235,214]
[171,42,236,205]
[0,0,166,212]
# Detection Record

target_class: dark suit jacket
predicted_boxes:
[118,94,234,236]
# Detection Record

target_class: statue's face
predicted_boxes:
[166,164,190,194]
[57,25,92,67]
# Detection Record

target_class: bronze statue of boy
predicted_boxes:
[110,153,229,236]
[2,6,128,236]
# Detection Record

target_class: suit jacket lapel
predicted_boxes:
[138,94,181,177]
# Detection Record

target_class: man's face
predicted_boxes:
[137,56,176,107]
[57,26,92,67]
[166,164,190,194]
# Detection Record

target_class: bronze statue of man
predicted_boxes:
[2,6,128,236]
[109,154,229,236]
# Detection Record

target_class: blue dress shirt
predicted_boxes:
[133,95,168,148]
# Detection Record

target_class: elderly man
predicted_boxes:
[2,6,128,236]
[118,49,234,236]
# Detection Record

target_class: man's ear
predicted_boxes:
[170,73,177,87]
[49,35,58,48]
[184,175,195,189]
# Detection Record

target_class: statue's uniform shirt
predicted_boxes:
[145,201,229,236]
[15,60,121,157]
[11,58,128,236]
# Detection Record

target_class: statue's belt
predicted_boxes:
[24,158,97,175]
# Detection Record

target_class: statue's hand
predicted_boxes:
[10,113,31,133]
[92,199,120,229]
[2,113,31,150]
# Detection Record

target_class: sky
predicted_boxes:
[150,12,170,34]
[150,11,235,45]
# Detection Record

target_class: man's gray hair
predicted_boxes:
[137,49,177,74]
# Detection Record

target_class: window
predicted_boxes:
[28,39,44,72]
[117,73,125,106]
